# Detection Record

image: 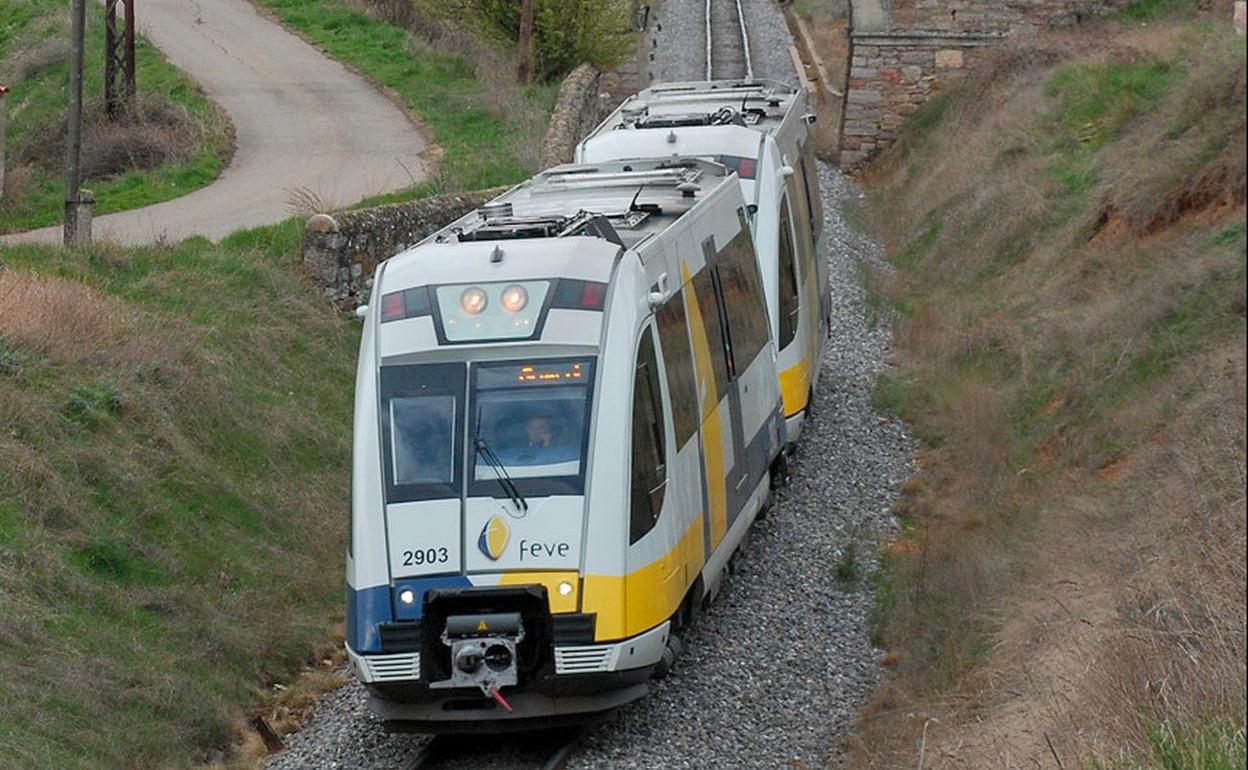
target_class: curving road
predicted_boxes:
[2,0,430,247]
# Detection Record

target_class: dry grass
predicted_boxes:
[850,14,1246,770]
[18,95,200,181]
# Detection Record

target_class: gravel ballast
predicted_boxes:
[266,3,914,767]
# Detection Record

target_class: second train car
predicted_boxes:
[576,79,830,443]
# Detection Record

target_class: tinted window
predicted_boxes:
[656,293,698,449]
[469,359,594,497]
[716,216,771,369]
[630,327,667,544]
[379,363,465,502]
[777,196,800,349]
[801,142,823,239]
[787,164,817,275]
[691,267,731,400]
[391,395,456,483]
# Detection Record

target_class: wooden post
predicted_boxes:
[517,0,535,84]
[65,0,89,246]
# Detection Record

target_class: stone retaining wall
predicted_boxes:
[841,32,999,167]
[303,188,506,308]
[539,63,607,168]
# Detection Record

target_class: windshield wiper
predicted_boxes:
[475,437,528,513]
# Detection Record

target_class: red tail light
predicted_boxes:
[381,291,405,322]
[579,282,606,310]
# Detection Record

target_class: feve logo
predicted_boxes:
[478,515,510,561]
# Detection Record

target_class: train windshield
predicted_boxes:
[380,362,465,502]
[470,358,595,495]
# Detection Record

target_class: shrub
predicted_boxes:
[470,0,632,81]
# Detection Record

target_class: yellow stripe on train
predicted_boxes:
[581,513,705,641]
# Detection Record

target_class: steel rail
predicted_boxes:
[734,0,754,80]
[705,0,754,80]
[705,0,714,80]
[402,729,582,770]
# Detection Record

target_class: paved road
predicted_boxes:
[3,0,429,247]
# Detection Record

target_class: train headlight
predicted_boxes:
[558,581,574,597]
[460,286,488,315]
[500,284,528,313]
[399,589,416,605]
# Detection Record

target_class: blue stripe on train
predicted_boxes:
[345,575,474,652]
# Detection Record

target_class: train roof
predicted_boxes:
[422,156,741,254]
[588,79,806,140]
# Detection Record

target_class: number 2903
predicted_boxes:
[402,547,449,567]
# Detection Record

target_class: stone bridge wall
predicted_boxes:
[302,188,506,308]
[841,0,1130,167]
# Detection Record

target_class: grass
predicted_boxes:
[252,0,558,193]
[851,14,1246,768]
[0,1,232,233]
[0,220,358,769]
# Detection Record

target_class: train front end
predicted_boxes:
[344,234,662,731]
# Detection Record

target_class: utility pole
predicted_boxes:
[104,0,136,118]
[64,0,92,246]
[516,0,535,84]
[1,86,9,202]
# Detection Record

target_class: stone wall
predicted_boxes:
[539,63,607,168]
[841,32,999,166]
[303,188,506,308]
[841,0,1130,167]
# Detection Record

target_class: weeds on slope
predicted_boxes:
[851,13,1245,769]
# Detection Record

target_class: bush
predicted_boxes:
[472,0,633,81]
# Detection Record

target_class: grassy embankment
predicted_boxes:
[0,5,569,768]
[0,222,356,770]
[0,1,233,233]
[852,5,1245,768]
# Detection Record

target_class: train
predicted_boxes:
[345,84,828,733]
[577,79,830,443]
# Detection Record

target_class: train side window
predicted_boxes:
[630,326,667,544]
[800,141,823,238]
[656,292,698,449]
[787,162,817,274]
[777,196,800,349]
[691,267,732,399]
[716,215,770,369]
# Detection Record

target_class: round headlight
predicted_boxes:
[558,581,574,597]
[460,286,488,315]
[500,284,528,313]
[399,589,416,605]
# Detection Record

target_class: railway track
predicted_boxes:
[705,0,754,80]
[402,728,583,770]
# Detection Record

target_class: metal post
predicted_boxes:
[0,86,9,202]
[65,0,88,246]
[104,0,136,118]
[124,0,136,106]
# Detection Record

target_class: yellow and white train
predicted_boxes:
[346,157,797,730]
[577,79,829,442]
